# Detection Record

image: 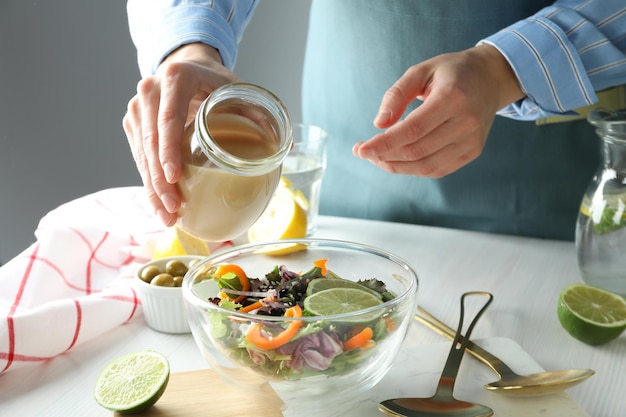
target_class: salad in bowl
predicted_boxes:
[182,239,419,410]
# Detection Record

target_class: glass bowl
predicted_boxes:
[182,239,419,413]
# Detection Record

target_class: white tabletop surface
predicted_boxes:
[1,215,624,417]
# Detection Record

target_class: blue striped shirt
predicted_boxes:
[127,0,626,121]
[127,0,258,75]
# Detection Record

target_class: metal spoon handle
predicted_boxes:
[436,291,493,396]
[416,306,515,378]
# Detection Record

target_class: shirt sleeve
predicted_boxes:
[127,0,259,78]
[480,0,626,120]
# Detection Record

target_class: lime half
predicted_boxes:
[94,350,170,414]
[306,278,383,300]
[303,287,383,318]
[557,283,626,345]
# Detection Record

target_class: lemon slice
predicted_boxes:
[152,226,210,260]
[278,175,309,211]
[557,283,626,345]
[279,176,293,189]
[94,350,170,414]
[247,186,307,251]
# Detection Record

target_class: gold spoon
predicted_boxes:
[379,291,494,417]
[415,306,595,396]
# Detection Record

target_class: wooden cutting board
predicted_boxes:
[116,368,284,417]
[116,337,591,417]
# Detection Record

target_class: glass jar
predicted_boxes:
[177,83,292,242]
[575,108,626,296]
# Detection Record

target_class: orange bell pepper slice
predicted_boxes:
[246,305,303,350]
[343,326,374,350]
[313,259,327,276]
[215,263,250,303]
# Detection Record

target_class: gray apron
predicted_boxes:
[301,0,599,241]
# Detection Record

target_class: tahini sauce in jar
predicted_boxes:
[176,83,292,242]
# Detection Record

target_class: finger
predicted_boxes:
[369,140,478,178]
[122,96,176,226]
[374,64,431,129]
[375,104,484,164]
[157,71,199,186]
[124,96,154,193]
[123,97,177,225]
[356,93,451,160]
[122,96,142,169]
[137,77,180,216]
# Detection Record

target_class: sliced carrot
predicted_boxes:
[238,294,277,313]
[362,339,376,350]
[214,263,250,303]
[384,316,397,332]
[239,300,265,313]
[343,327,374,350]
[246,305,303,350]
[313,258,327,276]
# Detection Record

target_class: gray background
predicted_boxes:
[0,0,311,264]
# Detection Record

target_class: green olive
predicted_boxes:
[140,265,162,283]
[165,259,188,277]
[150,273,175,287]
[173,276,184,287]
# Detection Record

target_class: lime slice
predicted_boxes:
[557,283,626,345]
[247,186,307,246]
[153,226,210,260]
[303,287,383,317]
[306,278,383,300]
[94,350,170,414]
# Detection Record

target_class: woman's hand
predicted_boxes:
[123,43,240,226]
[353,44,525,177]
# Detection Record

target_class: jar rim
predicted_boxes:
[195,82,293,176]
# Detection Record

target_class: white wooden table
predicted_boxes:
[0,216,623,416]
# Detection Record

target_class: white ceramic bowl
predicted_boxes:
[182,239,419,412]
[135,255,204,334]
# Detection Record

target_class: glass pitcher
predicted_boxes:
[575,108,626,296]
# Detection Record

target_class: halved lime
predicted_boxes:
[557,283,626,345]
[306,278,383,300]
[303,287,383,317]
[94,350,170,414]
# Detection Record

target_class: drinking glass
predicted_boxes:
[281,123,328,235]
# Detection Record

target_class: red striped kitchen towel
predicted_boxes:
[0,186,231,375]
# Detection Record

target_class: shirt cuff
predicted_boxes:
[149,4,239,75]
[481,10,597,120]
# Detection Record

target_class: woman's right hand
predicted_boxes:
[123,43,240,226]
